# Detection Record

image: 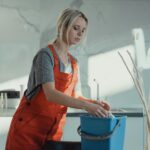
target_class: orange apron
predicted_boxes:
[6,45,78,150]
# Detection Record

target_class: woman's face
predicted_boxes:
[67,16,87,45]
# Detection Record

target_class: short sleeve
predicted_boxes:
[34,50,54,86]
[25,47,54,100]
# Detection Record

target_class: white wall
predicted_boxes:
[0,0,150,104]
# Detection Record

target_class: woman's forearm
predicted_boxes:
[42,82,110,117]
[42,83,87,110]
[72,90,93,103]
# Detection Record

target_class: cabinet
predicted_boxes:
[0,117,12,150]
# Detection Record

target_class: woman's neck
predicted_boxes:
[53,38,70,67]
[53,39,69,53]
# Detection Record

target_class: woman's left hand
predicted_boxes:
[90,100,110,111]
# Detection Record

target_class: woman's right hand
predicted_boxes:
[84,102,109,117]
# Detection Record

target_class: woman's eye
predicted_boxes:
[73,26,86,34]
[82,29,85,33]
[73,26,79,30]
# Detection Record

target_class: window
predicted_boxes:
[88,45,135,99]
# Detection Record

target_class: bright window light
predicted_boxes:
[88,45,135,99]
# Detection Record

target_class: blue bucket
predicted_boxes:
[77,115,126,150]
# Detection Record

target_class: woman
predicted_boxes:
[6,8,110,150]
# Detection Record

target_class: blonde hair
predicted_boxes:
[56,8,88,45]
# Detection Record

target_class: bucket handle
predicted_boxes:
[77,118,121,140]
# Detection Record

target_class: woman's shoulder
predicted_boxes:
[38,46,53,55]
[34,46,53,59]
[33,46,54,65]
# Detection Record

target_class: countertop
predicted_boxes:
[0,108,16,117]
[0,107,144,117]
[67,108,144,117]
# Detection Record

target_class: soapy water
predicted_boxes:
[89,112,115,118]
[108,112,115,118]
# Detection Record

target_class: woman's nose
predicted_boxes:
[78,30,82,36]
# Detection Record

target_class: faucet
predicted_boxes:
[93,78,100,100]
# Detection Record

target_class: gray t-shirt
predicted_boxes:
[25,46,81,100]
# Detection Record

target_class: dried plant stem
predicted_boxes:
[118,51,150,150]
[127,50,145,97]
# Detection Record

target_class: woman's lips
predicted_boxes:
[75,38,80,42]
